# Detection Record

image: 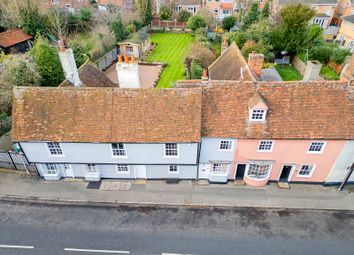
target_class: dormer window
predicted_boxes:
[248,92,268,122]
[250,109,266,121]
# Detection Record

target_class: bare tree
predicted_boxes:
[189,42,217,68]
[47,8,68,39]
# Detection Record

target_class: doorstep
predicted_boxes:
[277,182,291,189]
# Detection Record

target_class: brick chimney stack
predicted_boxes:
[248,51,264,78]
[116,55,141,88]
[58,38,82,87]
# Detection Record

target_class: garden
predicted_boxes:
[147,33,194,88]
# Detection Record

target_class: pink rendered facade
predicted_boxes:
[231,139,346,187]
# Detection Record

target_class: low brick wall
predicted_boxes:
[293,56,307,75]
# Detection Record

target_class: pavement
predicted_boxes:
[0,169,354,210]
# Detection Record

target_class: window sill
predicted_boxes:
[112,156,128,159]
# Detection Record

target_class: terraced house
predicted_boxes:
[12,79,354,186]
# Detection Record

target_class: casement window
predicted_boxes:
[250,109,266,121]
[219,140,233,151]
[52,0,59,4]
[298,165,315,177]
[214,9,218,13]
[247,163,271,179]
[211,163,228,175]
[44,164,59,175]
[47,142,63,156]
[307,141,325,154]
[258,140,274,152]
[349,40,354,49]
[165,143,178,157]
[116,164,129,174]
[111,143,126,157]
[168,165,179,174]
[85,164,98,173]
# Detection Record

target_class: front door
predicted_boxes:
[279,165,292,182]
[235,164,246,180]
[135,165,146,179]
[63,164,74,178]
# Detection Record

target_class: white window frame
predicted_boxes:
[218,140,233,151]
[168,165,179,174]
[43,164,59,175]
[257,140,274,152]
[164,143,179,158]
[249,109,267,122]
[211,163,229,175]
[116,164,130,174]
[246,163,272,180]
[297,164,316,178]
[307,141,326,154]
[111,143,127,158]
[46,142,64,157]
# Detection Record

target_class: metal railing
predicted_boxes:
[0,151,37,174]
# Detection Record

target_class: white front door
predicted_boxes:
[198,163,210,179]
[63,164,74,178]
[135,165,146,179]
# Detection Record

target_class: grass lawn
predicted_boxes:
[147,33,194,88]
[320,65,340,80]
[276,66,303,81]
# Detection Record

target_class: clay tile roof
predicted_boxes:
[0,28,32,48]
[248,92,268,109]
[12,87,202,143]
[208,42,255,81]
[59,62,118,88]
[201,81,354,140]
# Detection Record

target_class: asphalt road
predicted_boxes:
[0,201,353,255]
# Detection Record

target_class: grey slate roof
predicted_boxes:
[261,68,283,82]
[342,15,354,23]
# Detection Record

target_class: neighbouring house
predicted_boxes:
[208,41,255,81]
[0,28,32,54]
[117,27,150,58]
[207,40,282,82]
[96,0,133,10]
[174,0,201,14]
[336,14,354,51]
[176,80,354,186]
[206,0,239,20]
[12,86,202,181]
[271,0,338,30]
[41,0,89,11]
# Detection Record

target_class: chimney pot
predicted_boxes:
[58,39,65,52]
[118,54,122,63]
[131,55,136,63]
[202,68,208,81]
[124,55,129,63]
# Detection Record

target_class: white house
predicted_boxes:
[12,87,202,181]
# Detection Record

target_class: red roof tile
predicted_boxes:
[0,28,32,48]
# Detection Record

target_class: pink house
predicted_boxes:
[194,80,354,187]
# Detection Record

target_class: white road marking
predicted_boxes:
[162,253,199,255]
[64,248,130,254]
[0,244,34,249]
